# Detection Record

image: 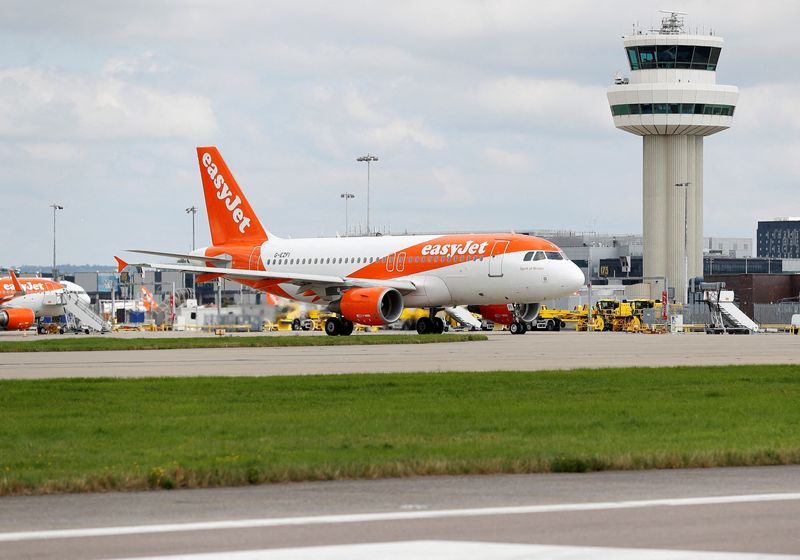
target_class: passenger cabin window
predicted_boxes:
[545,251,563,260]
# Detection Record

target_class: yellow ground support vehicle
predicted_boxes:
[265,303,314,331]
[576,299,642,332]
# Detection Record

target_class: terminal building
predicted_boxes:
[757,218,800,258]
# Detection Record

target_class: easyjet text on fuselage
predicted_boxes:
[421,240,489,257]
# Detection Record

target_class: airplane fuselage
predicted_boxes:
[0,279,90,317]
[193,232,585,309]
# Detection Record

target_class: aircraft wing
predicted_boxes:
[114,257,417,293]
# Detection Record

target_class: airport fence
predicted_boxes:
[754,302,800,325]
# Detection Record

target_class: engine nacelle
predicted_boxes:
[332,287,404,326]
[473,303,541,325]
[518,303,541,322]
[0,308,36,331]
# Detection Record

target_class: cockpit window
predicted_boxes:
[523,251,535,261]
[533,251,546,261]
[545,251,563,260]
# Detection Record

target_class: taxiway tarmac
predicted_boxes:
[0,331,798,379]
[2,467,800,559]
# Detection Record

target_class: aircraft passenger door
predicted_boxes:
[248,246,262,270]
[488,240,509,277]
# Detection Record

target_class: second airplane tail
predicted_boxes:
[196,146,269,246]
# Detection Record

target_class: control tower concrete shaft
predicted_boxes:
[607,12,738,303]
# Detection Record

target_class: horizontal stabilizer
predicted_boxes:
[114,256,128,274]
[127,249,231,265]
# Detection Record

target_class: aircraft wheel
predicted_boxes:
[509,321,523,335]
[416,317,433,335]
[432,317,445,334]
[324,317,341,336]
[340,319,354,336]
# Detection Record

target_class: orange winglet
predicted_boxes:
[197,272,224,284]
[114,256,129,274]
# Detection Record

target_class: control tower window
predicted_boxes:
[691,46,710,69]
[656,45,677,68]
[626,45,722,71]
[637,45,656,69]
[707,47,721,70]
[627,47,639,70]
[610,103,735,117]
[676,45,694,68]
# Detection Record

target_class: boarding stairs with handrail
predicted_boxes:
[63,292,111,333]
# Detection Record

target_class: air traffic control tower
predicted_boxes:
[607,12,738,303]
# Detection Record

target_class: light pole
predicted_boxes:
[50,203,63,280]
[675,182,690,304]
[185,206,197,298]
[340,193,355,236]
[356,154,378,234]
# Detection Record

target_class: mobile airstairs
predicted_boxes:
[701,282,760,334]
[444,306,483,330]
[63,291,111,333]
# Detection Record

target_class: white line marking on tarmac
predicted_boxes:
[2,492,800,543]
[110,541,800,560]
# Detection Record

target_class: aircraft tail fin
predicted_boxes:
[196,147,268,246]
[9,269,25,296]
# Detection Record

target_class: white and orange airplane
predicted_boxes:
[117,147,584,335]
[0,269,91,331]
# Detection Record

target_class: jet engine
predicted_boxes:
[0,308,36,331]
[332,287,404,326]
[472,303,541,325]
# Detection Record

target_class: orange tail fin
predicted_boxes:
[197,147,268,246]
[9,269,25,295]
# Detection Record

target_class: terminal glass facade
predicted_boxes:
[610,103,734,117]
[626,45,721,71]
[757,220,800,258]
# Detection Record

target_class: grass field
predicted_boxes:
[1,365,799,495]
[0,333,486,352]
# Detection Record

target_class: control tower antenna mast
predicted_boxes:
[657,10,687,34]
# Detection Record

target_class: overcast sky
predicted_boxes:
[1,0,797,266]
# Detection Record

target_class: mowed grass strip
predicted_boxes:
[2,365,800,495]
[0,333,486,352]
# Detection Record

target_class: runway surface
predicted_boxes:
[2,466,800,559]
[1,331,798,379]
[3,333,799,558]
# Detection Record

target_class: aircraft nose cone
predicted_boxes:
[570,263,586,291]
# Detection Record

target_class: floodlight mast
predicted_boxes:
[357,154,378,234]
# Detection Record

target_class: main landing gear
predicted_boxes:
[324,316,354,336]
[416,310,445,335]
[508,321,528,335]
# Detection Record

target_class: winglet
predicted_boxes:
[9,269,24,295]
[114,256,129,274]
